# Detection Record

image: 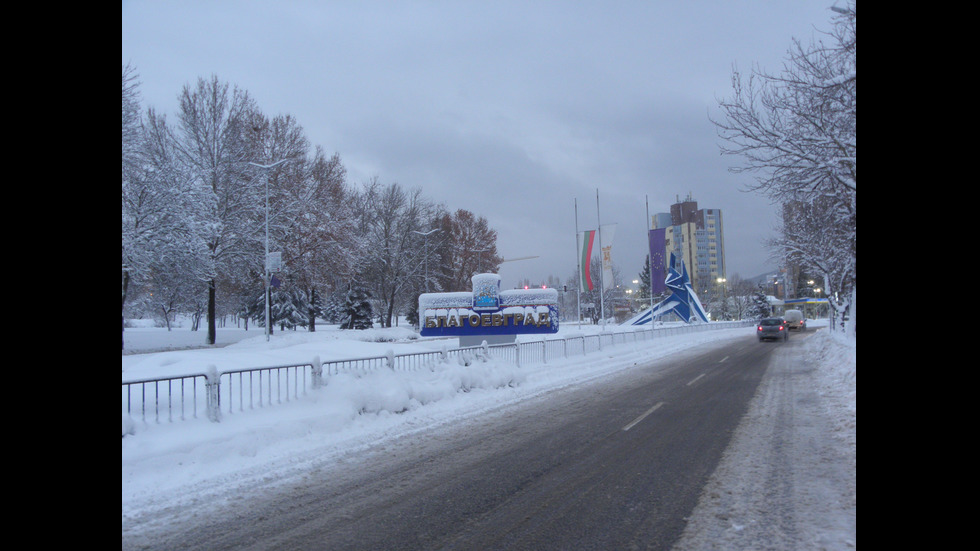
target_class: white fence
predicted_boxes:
[122,321,753,428]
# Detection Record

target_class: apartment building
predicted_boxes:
[651,194,727,294]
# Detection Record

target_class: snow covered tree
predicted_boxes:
[713,2,855,336]
[277,145,353,332]
[138,245,204,330]
[770,197,853,332]
[124,70,520,341]
[122,64,207,348]
[172,75,264,345]
[269,284,309,330]
[354,180,435,327]
[320,289,348,324]
[230,283,262,331]
[726,273,755,321]
[122,63,144,348]
[241,280,306,331]
[122,63,142,177]
[339,284,373,330]
[747,287,771,319]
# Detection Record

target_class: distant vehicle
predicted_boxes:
[783,309,806,331]
[757,318,789,342]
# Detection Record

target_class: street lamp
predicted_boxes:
[249,159,289,342]
[469,246,491,274]
[716,277,728,320]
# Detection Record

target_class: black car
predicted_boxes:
[757,318,789,342]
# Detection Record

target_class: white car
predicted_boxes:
[783,309,806,331]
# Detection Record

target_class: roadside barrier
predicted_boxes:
[122,321,752,430]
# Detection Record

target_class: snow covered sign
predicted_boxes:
[419,273,558,345]
[266,251,282,273]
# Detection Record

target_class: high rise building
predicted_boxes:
[651,194,727,294]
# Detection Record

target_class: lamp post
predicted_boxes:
[249,159,289,342]
[469,246,491,275]
[716,277,728,321]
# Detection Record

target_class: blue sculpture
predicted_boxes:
[630,253,709,325]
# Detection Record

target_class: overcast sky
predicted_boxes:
[122,0,839,290]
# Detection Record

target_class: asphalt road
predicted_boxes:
[132,334,788,550]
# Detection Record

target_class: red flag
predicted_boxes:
[580,230,596,291]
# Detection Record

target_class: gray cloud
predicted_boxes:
[123,0,836,288]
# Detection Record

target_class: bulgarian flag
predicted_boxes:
[579,230,597,291]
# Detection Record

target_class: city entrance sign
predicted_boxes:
[419,273,559,346]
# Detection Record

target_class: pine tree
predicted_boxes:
[405,292,421,330]
[638,255,651,301]
[270,286,309,330]
[340,285,373,330]
[246,284,308,331]
[747,287,771,319]
[321,289,347,324]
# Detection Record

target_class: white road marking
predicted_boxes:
[686,374,706,386]
[622,402,665,431]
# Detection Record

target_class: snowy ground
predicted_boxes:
[121,317,855,548]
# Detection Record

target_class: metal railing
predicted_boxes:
[123,373,208,424]
[122,321,752,429]
[220,363,313,417]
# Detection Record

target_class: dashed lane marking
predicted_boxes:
[622,402,665,431]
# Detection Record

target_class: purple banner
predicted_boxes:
[648,228,666,295]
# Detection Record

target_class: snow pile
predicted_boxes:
[318,353,525,416]
[805,327,857,447]
[418,291,472,310]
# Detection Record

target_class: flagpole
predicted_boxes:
[596,189,605,330]
[574,198,582,327]
[646,195,654,323]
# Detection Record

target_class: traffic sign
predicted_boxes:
[266,251,282,273]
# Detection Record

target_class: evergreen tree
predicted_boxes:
[246,288,271,331]
[638,255,651,301]
[246,283,309,332]
[405,292,421,330]
[340,285,373,330]
[270,285,309,330]
[747,286,771,319]
[321,289,347,324]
